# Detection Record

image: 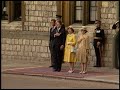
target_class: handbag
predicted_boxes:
[71,46,76,53]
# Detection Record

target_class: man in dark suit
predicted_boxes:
[52,20,66,72]
[93,20,105,67]
[56,15,67,64]
[49,19,56,68]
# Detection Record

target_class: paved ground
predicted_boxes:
[1,60,119,74]
[2,61,119,85]
[1,74,119,89]
[2,66,119,84]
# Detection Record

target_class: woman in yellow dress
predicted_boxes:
[77,27,89,74]
[64,26,77,73]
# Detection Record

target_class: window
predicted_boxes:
[74,1,99,25]
[2,1,22,22]
[75,1,83,22]
[2,1,8,20]
[89,1,97,23]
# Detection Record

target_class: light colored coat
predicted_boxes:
[77,34,89,63]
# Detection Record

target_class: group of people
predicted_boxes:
[49,15,105,74]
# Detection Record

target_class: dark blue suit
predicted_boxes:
[52,26,66,71]
[49,26,56,67]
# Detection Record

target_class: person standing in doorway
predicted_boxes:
[93,20,105,67]
[49,19,56,68]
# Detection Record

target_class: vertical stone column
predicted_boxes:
[100,1,117,67]
[82,1,87,26]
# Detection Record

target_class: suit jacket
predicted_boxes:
[94,27,105,43]
[61,23,67,42]
[49,26,56,42]
[52,26,66,48]
[61,23,65,29]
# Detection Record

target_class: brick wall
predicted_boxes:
[24,1,57,31]
[1,37,50,64]
[100,1,118,67]
[1,21,22,31]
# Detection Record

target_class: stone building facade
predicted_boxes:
[1,1,119,68]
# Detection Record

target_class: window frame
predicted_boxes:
[73,1,101,25]
[88,1,98,24]
[1,1,25,23]
[2,1,8,20]
[74,1,83,23]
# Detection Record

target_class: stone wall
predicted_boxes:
[1,21,22,31]
[1,37,50,64]
[24,1,57,31]
[100,1,118,67]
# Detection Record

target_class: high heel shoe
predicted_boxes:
[68,70,74,73]
[82,71,87,74]
[79,71,83,74]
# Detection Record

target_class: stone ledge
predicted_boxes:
[1,30,49,40]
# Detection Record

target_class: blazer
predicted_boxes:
[49,26,56,42]
[52,26,66,48]
[94,27,105,43]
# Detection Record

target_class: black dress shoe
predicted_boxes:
[94,65,101,67]
[53,69,58,72]
[49,65,53,68]
[57,69,61,72]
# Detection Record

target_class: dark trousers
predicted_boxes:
[93,40,102,67]
[52,45,63,71]
[114,32,119,69]
[49,42,54,66]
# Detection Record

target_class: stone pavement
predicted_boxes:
[2,64,119,85]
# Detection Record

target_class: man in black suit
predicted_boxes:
[49,19,56,68]
[93,20,105,67]
[52,20,66,72]
[56,15,67,64]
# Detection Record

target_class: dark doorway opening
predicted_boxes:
[13,1,21,21]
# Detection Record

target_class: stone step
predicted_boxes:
[1,21,22,31]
